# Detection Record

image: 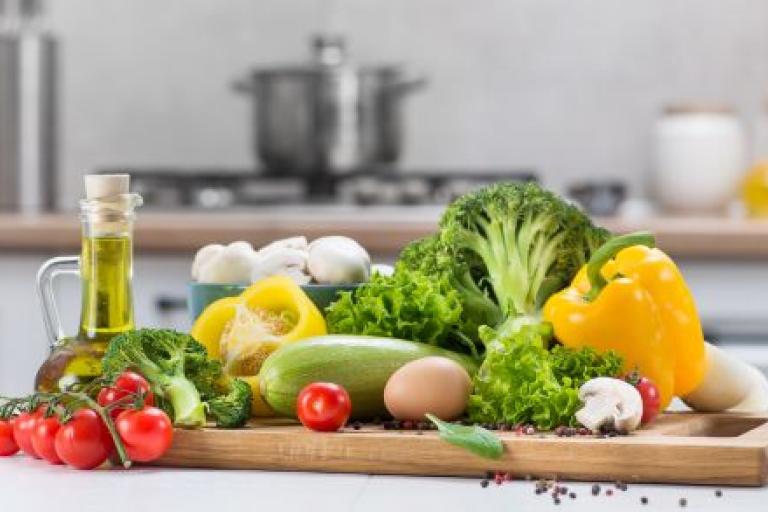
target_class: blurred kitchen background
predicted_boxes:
[4,0,768,393]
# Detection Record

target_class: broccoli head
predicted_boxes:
[102,328,250,428]
[206,377,252,428]
[440,182,608,330]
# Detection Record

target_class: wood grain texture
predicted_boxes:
[154,413,768,486]
[3,212,768,258]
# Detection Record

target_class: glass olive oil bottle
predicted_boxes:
[35,175,142,392]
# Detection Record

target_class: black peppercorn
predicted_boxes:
[715,489,723,497]
[641,496,648,505]
[591,484,600,496]
[679,498,687,507]
[480,480,489,488]
[569,492,576,499]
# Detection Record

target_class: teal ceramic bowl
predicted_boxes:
[188,281,359,322]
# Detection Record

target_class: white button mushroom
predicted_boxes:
[191,243,225,281]
[196,241,260,284]
[307,236,371,285]
[575,377,643,433]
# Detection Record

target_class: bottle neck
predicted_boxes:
[77,195,140,342]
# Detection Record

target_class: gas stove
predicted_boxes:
[97,168,537,210]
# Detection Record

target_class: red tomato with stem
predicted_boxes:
[97,371,155,420]
[54,408,113,470]
[296,382,351,432]
[633,376,661,424]
[115,407,173,462]
[32,415,63,464]
[0,419,18,456]
[13,408,43,458]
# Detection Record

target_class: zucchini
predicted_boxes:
[259,335,479,419]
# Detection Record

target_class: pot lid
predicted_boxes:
[251,34,403,77]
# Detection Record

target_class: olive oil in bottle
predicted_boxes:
[35,175,142,391]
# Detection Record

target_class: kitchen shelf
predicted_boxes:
[1,210,768,258]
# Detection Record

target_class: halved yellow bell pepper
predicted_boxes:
[191,275,327,416]
[543,232,705,409]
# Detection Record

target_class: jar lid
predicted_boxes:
[664,102,734,115]
[85,174,130,200]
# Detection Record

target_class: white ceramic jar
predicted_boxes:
[652,104,746,213]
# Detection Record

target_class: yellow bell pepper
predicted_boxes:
[191,275,327,416]
[543,232,705,409]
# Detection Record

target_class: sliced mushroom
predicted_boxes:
[307,236,371,284]
[259,236,309,254]
[273,266,313,286]
[250,248,309,283]
[575,377,643,433]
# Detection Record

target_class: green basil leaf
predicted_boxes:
[426,414,504,460]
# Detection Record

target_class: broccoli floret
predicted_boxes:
[102,329,207,427]
[102,328,251,428]
[206,378,252,428]
[440,182,607,330]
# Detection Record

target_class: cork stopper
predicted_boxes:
[84,174,130,200]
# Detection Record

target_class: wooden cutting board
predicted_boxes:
[154,412,768,486]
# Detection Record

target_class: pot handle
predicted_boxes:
[385,76,429,96]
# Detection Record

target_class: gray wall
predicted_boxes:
[49,0,768,206]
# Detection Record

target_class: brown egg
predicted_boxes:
[384,356,472,421]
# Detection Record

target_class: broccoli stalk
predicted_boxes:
[440,182,609,333]
[102,329,251,428]
[102,329,207,427]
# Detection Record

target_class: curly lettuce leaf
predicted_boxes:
[325,267,475,354]
[467,324,623,429]
[550,344,623,389]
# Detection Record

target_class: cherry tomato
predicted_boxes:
[31,415,63,464]
[0,419,19,456]
[97,371,155,420]
[115,407,173,462]
[296,382,351,432]
[54,408,113,470]
[634,376,661,424]
[13,408,43,459]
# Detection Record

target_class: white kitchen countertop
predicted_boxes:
[1,456,765,512]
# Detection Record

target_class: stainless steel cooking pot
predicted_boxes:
[233,35,427,175]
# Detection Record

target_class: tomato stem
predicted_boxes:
[80,394,132,469]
